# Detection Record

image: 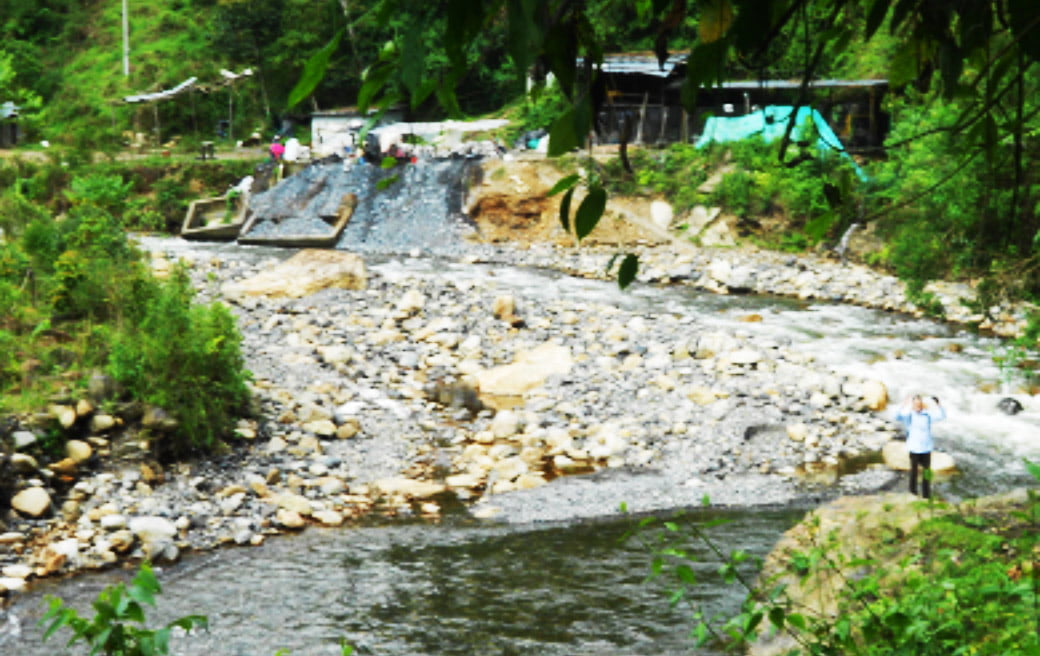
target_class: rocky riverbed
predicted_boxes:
[8,229,992,603]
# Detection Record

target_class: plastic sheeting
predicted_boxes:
[695,105,867,181]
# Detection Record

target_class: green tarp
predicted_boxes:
[695,105,868,181]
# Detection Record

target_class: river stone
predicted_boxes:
[303,419,337,437]
[11,487,51,517]
[142,405,178,431]
[476,341,573,396]
[128,516,177,559]
[2,564,32,579]
[275,509,306,529]
[649,199,673,229]
[90,414,117,433]
[446,473,484,488]
[396,289,425,315]
[862,380,889,411]
[372,478,447,499]
[226,249,367,298]
[492,294,516,320]
[88,372,118,402]
[276,493,314,516]
[66,439,93,463]
[75,398,94,417]
[997,397,1023,415]
[881,441,956,472]
[50,457,78,476]
[100,514,128,530]
[10,453,39,474]
[49,404,77,429]
[313,510,344,526]
[0,577,27,592]
[12,430,37,449]
[491,409,521,438]
[786,423,809,442]
[752,493,943,656]
[687,386,718,408]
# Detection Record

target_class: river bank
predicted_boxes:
[0,205,1036,605]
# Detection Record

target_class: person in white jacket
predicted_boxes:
[895,395,946,498]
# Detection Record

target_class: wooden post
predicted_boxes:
[681,107,688,143]
[658,92,668,144]
[635,92,649,145]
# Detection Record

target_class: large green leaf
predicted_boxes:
[560,187,575,232]
[617,253,639,289]
[358,64,394,113]
[1009,0,1040,61]
[400,18,423,95]
[507,0,539,77]
[575,186,607,241]
[865,0,891,41]
[698,0,734,44]
[547,174,580,196]
[548,107,580,156]
[286,29,343,110]
[544,19,578,96]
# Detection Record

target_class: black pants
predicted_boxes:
[909,452,932,498]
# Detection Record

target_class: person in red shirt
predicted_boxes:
[269,135,285,161]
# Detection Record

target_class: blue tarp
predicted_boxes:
[695,105,868,181]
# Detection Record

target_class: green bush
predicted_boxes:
[108,268,252,459]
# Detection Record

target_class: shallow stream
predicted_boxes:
[3,238,1038,655]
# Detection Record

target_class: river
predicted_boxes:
[2,244,1036,656]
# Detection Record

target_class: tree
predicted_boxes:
[331,0,1039,296]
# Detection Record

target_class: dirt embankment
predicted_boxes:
[464,156,671,248]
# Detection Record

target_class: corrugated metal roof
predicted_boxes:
[718,79,888,89]
[1,101,18,119]
[596,53,688,78]
[592,53,888,88]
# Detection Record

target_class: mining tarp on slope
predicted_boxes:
[242,158,482,255]
[695,105,868,181]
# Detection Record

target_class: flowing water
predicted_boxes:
[3,161,1037,654]
[4,255,1036,656]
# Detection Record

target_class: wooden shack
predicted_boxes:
[590,53,889,151]
[0,102,20,148]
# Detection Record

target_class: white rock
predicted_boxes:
[49,404,77,429]
[12,430,37,449]
[1,564,32,579]
[313,510,344,526]
[100,514,128,530]
[11,487,51,517]
[786,423,809,442]
[491,410,521,439]
[372,478,447,499]
[128,516,177,559]
[396,289,426,315]
[66,440,93,463]
[0,577,27,592]
[650,200,674,229]
[90,414,117,433]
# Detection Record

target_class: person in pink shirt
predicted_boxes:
[269,135,285,161]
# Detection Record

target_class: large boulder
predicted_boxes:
[476,341,573,397]
[751,493,940,656]
[225,249,367,298]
